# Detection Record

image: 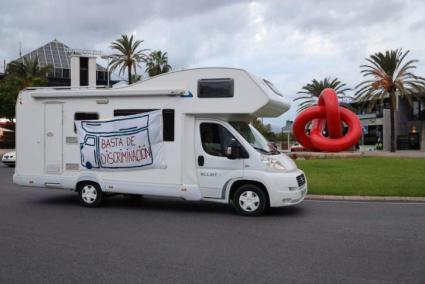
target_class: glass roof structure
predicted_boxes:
[20,39,106,71]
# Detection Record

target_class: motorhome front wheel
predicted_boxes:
[233,185,267,216]
[78,182,103,207]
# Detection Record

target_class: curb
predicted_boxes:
[306,194,425,202]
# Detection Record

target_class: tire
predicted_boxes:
[78,182,103,207]
[233,184,268,216]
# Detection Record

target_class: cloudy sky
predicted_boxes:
[1,0,425,128]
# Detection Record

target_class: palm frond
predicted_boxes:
[356,48,425,104]
[294,77,351,112]
[109,34,148,83]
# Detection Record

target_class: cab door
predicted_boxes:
[195,120,245,199]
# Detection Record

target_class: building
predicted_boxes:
[350,96,425,151]
[16,39,110,87]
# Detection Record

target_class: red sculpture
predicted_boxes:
[293,88,362,152]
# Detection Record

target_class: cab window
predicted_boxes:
[200,123,246,157]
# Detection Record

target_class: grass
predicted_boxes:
[295,157,425,197]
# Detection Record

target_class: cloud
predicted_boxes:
[1,0,425,126]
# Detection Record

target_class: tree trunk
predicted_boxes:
[128,64,132,85]
[389,92,396,152]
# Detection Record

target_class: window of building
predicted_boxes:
[410,100,425,121]
[74,112,99,133]
[97,71,105,81]
[80,57,89,69]
[63,69,70,79]
[198,78,234,98]
[200,122,246,157]
[362,125,383,145]
[412,100,420,120]
[383,98,391,109]
[114,109,175,141]
[55,68,62,78]
[80,57,89,86]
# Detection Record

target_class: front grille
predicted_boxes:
[296,174,306,187]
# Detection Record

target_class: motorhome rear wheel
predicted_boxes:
[78,182,103,207]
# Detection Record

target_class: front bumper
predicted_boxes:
[270,184,307,207]
[266,169,308,207]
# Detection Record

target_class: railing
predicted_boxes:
[357,113,377,119]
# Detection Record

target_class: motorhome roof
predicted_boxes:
[22,67,291,117]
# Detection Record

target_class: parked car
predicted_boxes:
[290,144,306,152]
[2,150,16,167]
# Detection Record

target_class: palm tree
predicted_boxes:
[355,49,425,152]
[7,56,52,89]
[294,77,350,112]
[109,34,148,84]
[145,50,172,77]
[131,74,142,83]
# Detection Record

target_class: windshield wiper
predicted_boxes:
[252,146,271,154]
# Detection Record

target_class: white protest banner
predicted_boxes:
[75,110,164,169]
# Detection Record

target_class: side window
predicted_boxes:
[114,109,175,142]
[198,78,234,98]
[162,109,175,141]
[200,123,244,157]
[74,112,98,133]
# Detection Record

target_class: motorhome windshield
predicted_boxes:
[230,121,280,155]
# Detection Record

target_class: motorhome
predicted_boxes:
[14,67,307,216]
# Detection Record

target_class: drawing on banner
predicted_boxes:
[75,110,163,169]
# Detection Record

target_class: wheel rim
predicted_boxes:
[239,191,260,212]
[81,185,97,204]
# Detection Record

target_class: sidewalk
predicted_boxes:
[363,150,425,158]
[306,194,425,202]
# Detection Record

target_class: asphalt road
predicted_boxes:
[0,165,424,284]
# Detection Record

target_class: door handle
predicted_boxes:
[198,155,204,166]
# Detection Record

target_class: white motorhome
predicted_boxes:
[14,67,307,216]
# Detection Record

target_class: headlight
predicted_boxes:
[261,155,286,171]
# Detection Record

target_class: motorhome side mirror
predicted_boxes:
[226,146,233,156]
[225,140,240,160]
[225,146,237,160]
